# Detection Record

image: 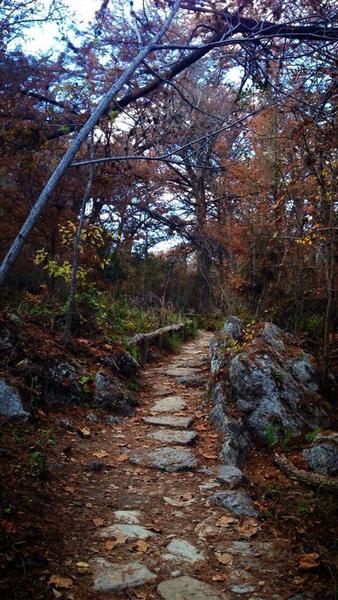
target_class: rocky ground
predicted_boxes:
[0,331,336,599]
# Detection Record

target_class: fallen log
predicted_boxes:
[130,322,184,346]
[274,453,338,491]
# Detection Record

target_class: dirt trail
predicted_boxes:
[48,331,302,600]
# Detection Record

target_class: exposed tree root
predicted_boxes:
[274,453,338,491]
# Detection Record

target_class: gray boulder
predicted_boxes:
[303,436,338,475]
[94,373,137,414]
[114,351,139,377]
[0,379,30,418]
[209,490,260,517]
[208,318,329,471]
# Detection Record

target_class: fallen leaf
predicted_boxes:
[216,552,233,566]
[49,575,73,589]
[217,515,237,527]
[64,486,75,494]
[163,496,186,507]
[133,540,148,553]
[113,531,129,545]
[105,540,115,551]
[76,561,90,571]
[93,450,109,459]
[80,427,91,437]
[298,553,320,570]
[212,573,228,582]
[195,423,208,431]
[93,518,105,527]
[238,518,259,538]
[181,492,193,501]
[200,452,218,460]
[52,590,62,599]
[116,454,129,462]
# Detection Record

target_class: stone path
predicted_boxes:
[82,332,296,599]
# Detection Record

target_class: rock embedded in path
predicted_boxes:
[176,375,206,387]
[99,523,156,540]
[130,447,197,472]
[216,465,246,488]
[151,396,187,413]
[166,539,204,562]
[114,510,140,524]
[143,415,193,429]
[153,385,173,397]
[93,558,156,592]
[209,490,260,517]
[165,367,199,377]
[149,429,197,445]
[157,575,230,599]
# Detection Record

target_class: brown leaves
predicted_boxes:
[79,427,91,437]
[116,454,129,463]
[49,575,73,589]
[133,540,148,553]
[237,518,259,539]
[93,450,109,459]
[298,553,320,570]
[93,518,105,527]
[215,552,233,566]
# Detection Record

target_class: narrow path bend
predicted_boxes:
[64,331,291,599]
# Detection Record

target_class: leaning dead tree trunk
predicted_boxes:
[130,322,184,346]
[274,453,338,491]
[63,139,94,344]
[0,0,181,287]
[130,322,185,362]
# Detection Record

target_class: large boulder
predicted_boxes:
[209,318,329,466]
[303,434,338,476]
[94,373,138,415]
[0,379,30,418]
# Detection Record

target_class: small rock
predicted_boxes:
[149,429,197,445]
[157,575,230,599]
[86,460,106,472]
[303,443,338,476]
[57,418,75,431]
[209,491,260,517]
[165,367,199,377]
[199,482,221,491]
[166,539,204,563]
[176,375,206,387]
[151,396,187,413]
[114,510,140,524]
[86,413,99,424]
[93,558,156,592]
[171,570,182,577]
[106,415,124,425]
[0,379,30,418]
[143,416,193,429]
[216,465,245,488]
[99,523,156,540]
[231,584,255,594]
[130,447,197,472]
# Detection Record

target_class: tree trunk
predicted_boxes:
[0,0,181,287]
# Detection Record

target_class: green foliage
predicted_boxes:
[265,423,279,448]
[163,332,182,353]
[28,429,57,480]
[305,428,321,443]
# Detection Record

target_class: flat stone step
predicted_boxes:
[165,367,200,377]
[99,523,156,540]
[166,538,204,562]
[143,415,193,429]
[149,429,197,445]
[130,447,197,472]
[151,396,187,413]
[208,490,260,517]
[93,558,156,592]
[157,576,230,599]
